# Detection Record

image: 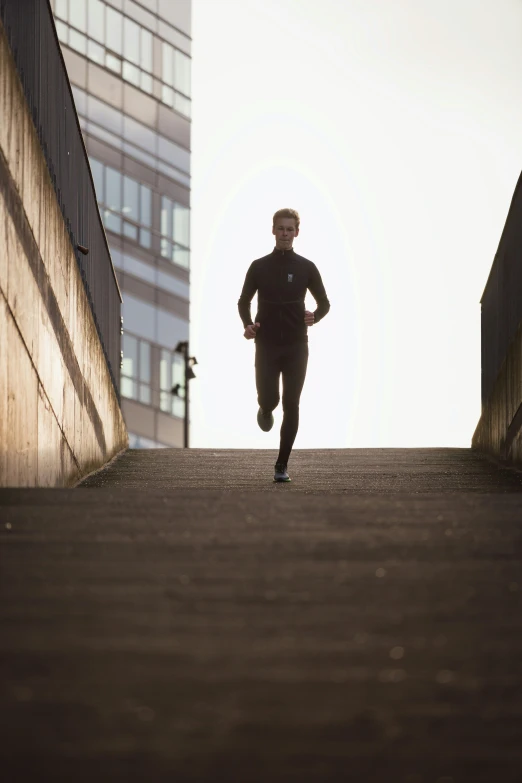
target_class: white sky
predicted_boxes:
[189,0,522,449]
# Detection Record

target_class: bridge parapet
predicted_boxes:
[473,170,522,465]
[0,2,127,486]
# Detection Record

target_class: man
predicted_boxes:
[238,208,330,482]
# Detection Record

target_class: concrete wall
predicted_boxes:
[0,22,127,487]
[472,322,522,466]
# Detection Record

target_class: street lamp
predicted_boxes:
[172,340,198,448]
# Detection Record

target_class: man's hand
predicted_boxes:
[244,322,260,339]
[304,310,315,326]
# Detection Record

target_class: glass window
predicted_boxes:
[174,50,191,97]
[134,0,157,12]
[122,142,156,169]
[121,377,136,399]
[161,196,171,239]
[106,6,123,55]
[139,228,151,249]
[140,187,151,226]
[123,62,140,87]
[160,350,169,405]
[123,222,138,241]
[123,116,156,152]
[70,0,87,31]
[172,392,184,417]
[140,72,153,94]
[105,167,122,211]
[157,136,190,174]
[162,43,174,87]
[88,0,104,42]
[160,350,185,417]
[104,210,122,234]
[173,246,190,269]
[160,391,170,414]
[160,238,171,261]
[87,122,123,151]
[123,254,155,284]
[174,93,191,119]
[126,0,156,31]
[55,0,68,21]
[122,295,155,342]
[88,95,122,136]
[139,342,151,383]
[89,158,104,201]
[141,28,153,73]
[161,197,189,252]
[157,270,190,300]
[127,432,166,448]
[172,354,185,417]
[87,39,104,65]
[157,161,190,188]
[106,53,122,74]
[160,351,173,413]
[123,17,140,66]
[123,176,139,222]
[121,335,152,404]
[157,309,188,350]
[174,204,190,247]
[161,84,174,109]
[71,85,87,116]
[139,384,151,405]
[55,19,68,44]
[69,28,87,55]
[141,435,162,448]
[128,432,166,448]
[122,334,138,378]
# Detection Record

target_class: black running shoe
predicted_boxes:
[257,407,274,432]
[274,462,291,482]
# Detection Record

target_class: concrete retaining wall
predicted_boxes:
[472,321,522,466]
[0,22,127,487]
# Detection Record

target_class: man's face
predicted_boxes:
[272,217,299,250]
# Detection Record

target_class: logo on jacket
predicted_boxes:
[288,274,293,282]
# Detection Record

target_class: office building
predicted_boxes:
[51,0,191,448]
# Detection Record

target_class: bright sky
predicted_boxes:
[189,0,522,449]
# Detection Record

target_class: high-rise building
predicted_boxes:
[51,0,191,448]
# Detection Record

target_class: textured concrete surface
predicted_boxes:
[81,446,522,492]
[0,21,126,488]
[1,448,522,782]
[473,315,522,467]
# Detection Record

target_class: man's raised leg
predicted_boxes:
[255,343,281,432]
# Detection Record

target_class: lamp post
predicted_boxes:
[172,340,197,448]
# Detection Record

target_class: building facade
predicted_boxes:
[51,0,191,448]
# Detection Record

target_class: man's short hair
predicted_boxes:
[272,208,300,230]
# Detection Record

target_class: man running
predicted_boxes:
[238,208,330,482]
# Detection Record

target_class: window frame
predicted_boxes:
[90,157,154,250]
[56,2,191,116]
[121,332,152,405]
[160,348,185,418]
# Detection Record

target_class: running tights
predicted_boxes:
[255,342,309,466]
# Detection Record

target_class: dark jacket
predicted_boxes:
[238,247,330,344]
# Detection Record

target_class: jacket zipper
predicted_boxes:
[279,258,283,341]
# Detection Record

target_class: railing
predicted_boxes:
[0,0,122,399]
[480,169,522,405]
